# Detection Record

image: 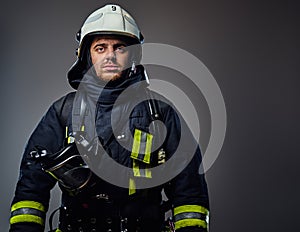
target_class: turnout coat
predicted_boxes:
[10,67,209,232]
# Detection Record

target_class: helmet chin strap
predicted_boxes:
[131,60,136,72]
[144,68,150,84]
[128,60,150,84]
[128,60,136,77]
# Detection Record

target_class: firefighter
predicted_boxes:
[10,4,209,232]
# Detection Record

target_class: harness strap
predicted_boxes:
[49,207,61,232]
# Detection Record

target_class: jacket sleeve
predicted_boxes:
[162,104,210,232]
[9,95,70,232]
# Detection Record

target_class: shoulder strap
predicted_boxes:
[146,89,162,121]
[56,92,75,127]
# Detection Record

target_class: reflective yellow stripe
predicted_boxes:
[143,133,153,164]
[131,129,153,179]
[11,201,45,212]
[145,167,152,178]
[131,129,153,164]
[133,159,140,177]
[175,218,207,230]
[174,205,209,216]
[10,214,44,226]
[132,159,152,178]
[80,125,85,131]
[129,178,136,195]
[65,126,68,138]
[67,136,75,144]
[131,129,141,159]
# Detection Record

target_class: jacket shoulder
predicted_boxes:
[52,92,76,126]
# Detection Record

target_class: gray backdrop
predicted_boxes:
[0,0,298,231]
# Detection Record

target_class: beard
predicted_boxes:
[98,71,123,82]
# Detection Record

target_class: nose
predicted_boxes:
[105,47,116,60]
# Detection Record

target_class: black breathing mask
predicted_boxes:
[31,132,97,195]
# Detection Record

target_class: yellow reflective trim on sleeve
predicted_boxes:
[175,218,207,230]
[131,129,141,159]
[143,133,153,164]
[10,214,44,226]
[129,178,136,195]
[11,201,45,212]
[65,126,68,138]
[174,205,209,216]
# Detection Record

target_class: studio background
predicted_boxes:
[0,0,298,231]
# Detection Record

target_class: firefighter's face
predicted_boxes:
[90,36,130,81]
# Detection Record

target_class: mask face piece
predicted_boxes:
[32,142,94,194]
[45,153,92,191]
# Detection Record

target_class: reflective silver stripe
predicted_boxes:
[132,159,152,178]
[11,207,45,218]
[138,131,147,159]
[138,166,147,177]
[131,129,153,179]
[174,212,207,222]
[131,129,153,164]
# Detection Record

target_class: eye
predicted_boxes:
[115,46,127,53]
[95,46,105,53]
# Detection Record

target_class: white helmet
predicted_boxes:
[68,4,144,89]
